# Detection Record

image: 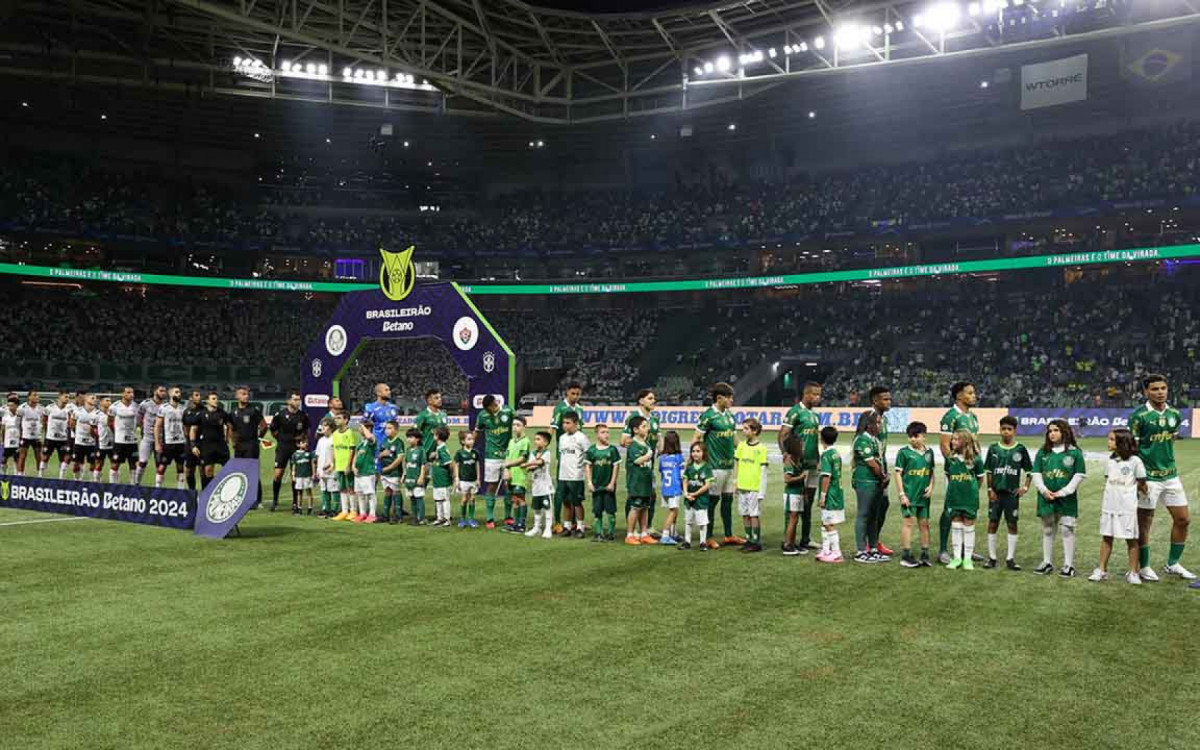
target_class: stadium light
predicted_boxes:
[537,139,545,147]
[808,110,816,118]
[768,47,777,58]
[305,62,316,74]
[895,20,905,30]
[814,36,826,50]
[716,55,731,72]
[318,64,328,75]
[835,26,862,49]
[254,132,260,138]
[704,61,714,73]
[343,67,353,78]
[980,79,990,88]
[783,45,794,54]
[403,140,410,147]
[100,114,107,120]
[234,56,242,66]
[926,2,962,31]
[913,13,925,28]
[798,41,809,51]
[694,65,704,76]
[728,122,737,130]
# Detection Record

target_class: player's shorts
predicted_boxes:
[380,476,401,492]
[821,508,846,525]
[41,440,69,461]
[457,480,477,495]
[710,468,734,497]
[20,438,41,450]
[1100,510,1138,540]
[901,501,931,520]
[113,442,138,465]
[685,507,710,527]
[95,447,113,465]
[234,442,260,460]
[200,444,229,468]
[337,471,353,491]
[531,494,551,511]
[988,491,1020,524]
[185,444,201,469]
[807,469,821,490]
[484,458,504,483]
[661,494,680,510]
[432,487,450,502]
[406,485,426,499]
[294,477,313,491]
[71,443,97,464]
[737,489,762,518]
[1139,478,1188,510]
[592,490,617,516]
[274,443,297,471]
[320,475,339,493]
[1037,495,1079,519]
[785,492,808,513]
[684,495,711,511]
[158,443,188,468]
[557,480,585,505]
[138,438,156,465]
[946,504,978,521]
[508,482,527,498]
[628,495,654,510]
[354,475,376,495]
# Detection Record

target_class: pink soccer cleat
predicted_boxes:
[364,515,378,524]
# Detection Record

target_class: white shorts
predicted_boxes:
[294,477,313,490]
[484,458,504,483]
[139,438,156,464]
[320,475,339,493]
[354,476,376,495]
[432,487,450,502]
[1140,478,1188,510]
[381,476,401,492]
[1100,511,1138,540]
[737,490,761,518]
[458,480,477,495]
[661,495,680,510]
[408,485,426,499]
[710,469,734,497]
[821,509,846,525]
[685,507,710,526]
[786,493,807,512]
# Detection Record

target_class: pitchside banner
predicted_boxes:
[1010,408,1194,439]
[1021,54,1088,110]
[0,460,259,539]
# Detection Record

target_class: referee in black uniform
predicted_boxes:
[190,392,232,491]
[269,390,310,512]
[182,390,205,491]
[232,387,268,509]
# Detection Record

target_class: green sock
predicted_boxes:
[606,513,616,535]
[415,498,425,520]
[1168,542,1186,566]
[485,495,496,522]
[468,501,476,520]
[319,491,328,513]
[520,506,528,524]
[938,510,951,554]
[503,497,513,520]
[1140,544,1151,569]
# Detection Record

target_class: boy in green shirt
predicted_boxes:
[816,427,846,563]
[455,431,481,528]
[502,416,531,531]
[624,416,656,545]
[585,423,622,542]
[852,411,890,563]
[429,425,454,527]
[984,416,1032,570]
[894,422,936,568]
[289,433,315,516]
[401,428,428,526]
[350,420,378,523]
[331,411,357,522]
[378,421,406,524]
[782,436,809,556]
[734,418,769,552]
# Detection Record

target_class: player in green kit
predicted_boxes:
[1130,374,1196,582]
[693,382,742,547]
[622,389,662,534]
[413,388,449,464]
[943,429,985,570]
[779,382,823,550]
[402,429,428,525]
[350,420,379,523]
[454,431,480,528]
[289,433,316,516]
[429,426,455,527]
[852,411,890,563]
[377,421,406,524]
[816,427,847,563]
[855,386,894,556]
[938,381,980,564]
[894,422,935,568]
[503,416,532,531]
[551,383,585,533]
[585,424,622,542]
[984,416,1032,570]
[1031,419,1087,578]
[681,442,714,551]
[625,416,657,545]
[476,394,515,529]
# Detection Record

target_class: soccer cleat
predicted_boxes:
[919,557,933,568]
[853,551,873,564]
[646,528,662,540]
[1088,568,1109,582]
[659,535,677,546]
[364,515,378,524]
[541,528,553,540]
[332,511,349,521]
[782,544,802,557]
[724,535,747,545]
[946,558,963,570]
[504,517,515,527]
[552,523,564,534]
[900,556,920,568]
[525,526,542,537]
[962,559,975,571]
[269,502,278,513]
[469,520,480,529]
[740,544,763,553]
[800,542,819,551]
[1059,566,1077,579]
[1033,562,1054,575]
[697,543,710,552]
[705,539,721,550]
[1006,559,1022,572]
[352,515,367,524]
[573,528,585,539]
[971,552,986,562]
[1139,566,1160,582]
[1188,579,1200,589]
[604,532,616,541]
[869,552,890,563]
[456,519,468,528]
[485,521,496,530]
[1164,563,1197,580]
[291,505,301,516]
[1127,572,1144,585]
[678,541,692,550]
[938,551,952,565]
[625,535,641,546]
[592,533,604,543]
[983,558,998,569]
[875,542,895,556]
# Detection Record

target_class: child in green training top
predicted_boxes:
[984,415,1032,570]
[430,425,454,527]
[895,422,936,568]
[624,416,656,546]
[503,416,531,531]
[350,419,378,523]
[1031,419,1088,578]
[584,423,622,542]
[944,429,985,570]
[402,428,428,526]
[455,431,480,528]
[782,435,808,557]
[289,432,316,516]
[681,442,714,551]
[816,426,846,563]
[734,418,769,553]
[378,420,406,524]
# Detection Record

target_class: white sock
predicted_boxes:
[1042,521,1056,565]
[684,509,694,544]
[109,469,118,483]
[544,504,554,531]
[37,463,45,477]
[831,529,841,554]
[58,464,67,479]
[369,495,378,517]
[963,525,976,561]
[987,533,997,560]
[1007,533,1018,561]
[951,521,964,559]
[92,470,100,481]
[532,510,544,532]
[155,475,163,488]
[342,493,352,513]
[176,477,186,490]
[1061,520,1076,568]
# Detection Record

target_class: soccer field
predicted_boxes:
[3,435,1200,749]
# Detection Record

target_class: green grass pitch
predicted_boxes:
[4,434,1200,749]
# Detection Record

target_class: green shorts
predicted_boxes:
[901,501,930,519]
[1037,494,1078,518]
[947,505,978,521]
[337,471,353,491]
[509,484,527,498]
[628,495,654,510]
[988,491,1020,524]
[558,480,585,505]
[531,494,551,511]
[685,496,711,511]
[592,490,617,516]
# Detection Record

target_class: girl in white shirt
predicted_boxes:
[1090,429,1147,584]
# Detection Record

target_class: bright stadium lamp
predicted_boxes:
[814,36,826,50]
[798,41,809,51]
[694,65,704,75]
[704,61,714,73]
[927,2,962,31]
[835,26,861,49]
[291,62,303,73]
[727,122,737,131]
[768,47,777,58]
[281,60,291,71]
[378,70,387,80]
[234,56,243,66]
[318,64,328,75]
[895,20,905,30]
[783,45,794,54]
[343,67,353,77]
[913,13,925,28]
[884,23,895,33]
[716,55,731,72]
[305,62,316,74]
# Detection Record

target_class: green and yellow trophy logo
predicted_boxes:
[1,480,8,502]
[379,245,416,302]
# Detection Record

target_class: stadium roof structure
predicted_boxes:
[1,0,1198,124]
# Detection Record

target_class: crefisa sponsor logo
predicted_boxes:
[304,394,330,409]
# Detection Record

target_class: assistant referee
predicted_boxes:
[232,387,268,509]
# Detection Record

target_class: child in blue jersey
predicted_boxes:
[658,431,685,545]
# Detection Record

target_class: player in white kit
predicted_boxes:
[2,395,20,472]
[16,391,45,476]
[155,387,189,489]
[42,391,73,479]
[109,387,140,483]
[136,386,167,485]
[70,394,101,481]
[93,396,115,481]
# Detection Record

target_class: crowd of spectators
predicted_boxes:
[4,120,1200,256]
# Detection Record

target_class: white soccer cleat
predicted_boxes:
[525,526,541,537]
[1126,572,1143,585]
[1164,563,1197,580]
[1087,569,1108,582]
[1139,566,1160,582]
[541,528,553,540]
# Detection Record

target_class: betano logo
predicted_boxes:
[379,245,416,302]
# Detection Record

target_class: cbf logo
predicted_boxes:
[206,472,249,524]
[311,359,323,378]
[379,245,416,302]
[482,351,496,373]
